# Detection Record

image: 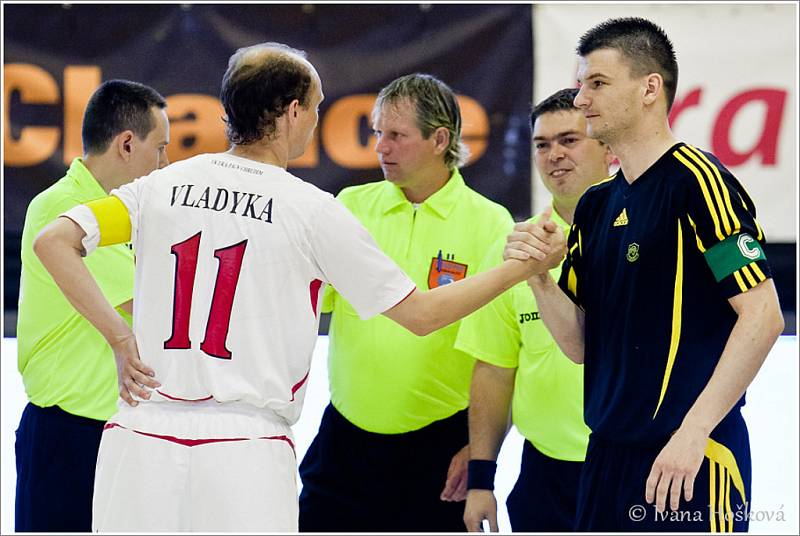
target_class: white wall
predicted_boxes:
[2,336,797,533]
[531,3,798,243]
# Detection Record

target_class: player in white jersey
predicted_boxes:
[33,42,564,532]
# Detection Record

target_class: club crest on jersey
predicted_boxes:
[428,254,468,289]
[626,243,640,262]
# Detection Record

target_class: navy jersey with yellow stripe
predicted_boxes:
[558,142,771,443]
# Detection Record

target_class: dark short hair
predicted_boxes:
[577,17,678,111]
[374,73,468,169]
[82,79,166,155]
[530,88,580,131]
[220,43,314,145]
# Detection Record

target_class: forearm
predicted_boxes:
[386,259,529,336]
[33,217,132,344]
[468,361,515,460]
[527,272,585,363]
[682,281,784,435]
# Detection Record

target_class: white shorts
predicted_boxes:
[92,400,298,532]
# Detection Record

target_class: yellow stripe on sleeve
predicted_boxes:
[749,262,766,282]
[733,271,748,293]
[681,146,732,236]
[686,145,741,235]
[741,265,758,287]
[687,214,706,252]
[567,267,578,297]
[674,151,724,241]
[570,241,579,255]
[86,196,132,246]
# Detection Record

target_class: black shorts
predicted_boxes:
[15,402,105,532]
[575,410,751,532]
[298,403,468,532]
[506,440,583,531]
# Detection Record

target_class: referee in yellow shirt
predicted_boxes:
[299,74,513,531]
[15,80,169,531]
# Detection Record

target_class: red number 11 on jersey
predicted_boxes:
[163,232,248,359]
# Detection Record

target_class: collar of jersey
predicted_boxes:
[65,157,108,201]
[380,168,465,219]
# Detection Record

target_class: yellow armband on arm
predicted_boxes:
[85,196,132,246]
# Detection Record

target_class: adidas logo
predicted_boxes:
[613,208,629,227]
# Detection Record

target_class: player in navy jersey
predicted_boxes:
[505,17,783,532]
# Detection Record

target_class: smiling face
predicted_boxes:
[532,109,610,206]
[573,48,645,145]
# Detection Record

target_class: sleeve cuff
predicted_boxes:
[60,205,100,256]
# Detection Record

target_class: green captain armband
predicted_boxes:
[704,233,766,282]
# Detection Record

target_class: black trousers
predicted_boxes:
[299,403,468,532]
[506,440,584,531]
[15,402,105,532]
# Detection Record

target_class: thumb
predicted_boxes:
[539,205,553,224]
[540,205,558,233]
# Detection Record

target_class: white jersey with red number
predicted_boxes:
[67,153,415,426]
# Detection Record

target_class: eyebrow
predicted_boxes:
[532,129,583,141]
[578,72,609,84]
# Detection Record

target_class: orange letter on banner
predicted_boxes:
[322,94,377,169]
[165,94,229,163]
[458,95,488,165]
[3,64,60,167]
[63,66,102,164]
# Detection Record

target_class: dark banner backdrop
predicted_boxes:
[3,4,534,316]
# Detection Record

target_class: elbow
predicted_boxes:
[405,309,447,337]
[770,307,786,340]
[408,319,435,337]
[32,228,55,263]
[565,349,585,365]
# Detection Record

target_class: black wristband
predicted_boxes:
[467,459,497,491]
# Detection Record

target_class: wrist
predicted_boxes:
[105,325,134,348]
[527,272,550,287]
[680,413,713,437]
[467,459,497,491]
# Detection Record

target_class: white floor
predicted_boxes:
[2,336,798,533]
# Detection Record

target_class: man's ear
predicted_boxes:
[116,131,135,162]
[433,127,450,155]
[642,73,663,106]
[287,99,300,123]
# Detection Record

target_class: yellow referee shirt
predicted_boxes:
[17,158,134,421]
[323,169,513,433]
